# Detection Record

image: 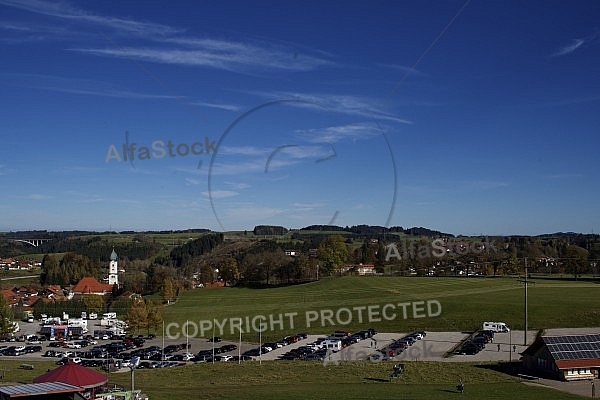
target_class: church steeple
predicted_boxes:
[108,248,119,286]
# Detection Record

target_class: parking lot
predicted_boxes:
[2,319,539,368]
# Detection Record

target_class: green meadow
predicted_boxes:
[103,361,587,400]
[161,276,599,341]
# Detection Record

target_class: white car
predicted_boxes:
[219,355,233,362]
[182,352,195,361]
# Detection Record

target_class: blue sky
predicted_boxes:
[1,0,599,235]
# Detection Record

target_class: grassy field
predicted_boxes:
[0,269,42,288]
[0,360,585,400]
[162,276,600,341]
[78,361,591,399]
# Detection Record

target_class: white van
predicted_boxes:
[482,322,510,332]
[322,339,342,352]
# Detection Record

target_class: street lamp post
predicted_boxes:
[509,329,512,363]
[238,327,242,365]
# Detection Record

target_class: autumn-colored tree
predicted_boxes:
[220,257,239,287]
[146,301,162,335]
[126,299,148,334]
[161,277,177,304]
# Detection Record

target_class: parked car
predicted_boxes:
[458,343,479,355]
[472,336,487,348]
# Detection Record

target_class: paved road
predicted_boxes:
[524,378,599,398]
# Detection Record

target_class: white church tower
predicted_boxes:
[108,248,119,286]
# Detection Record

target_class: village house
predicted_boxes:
[71,277,113,296]
[522,333,600,381]
[340,263,377,276]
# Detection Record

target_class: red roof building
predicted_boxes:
[72,277,113,295]
[522,333,600,381]
[34,362,108,394]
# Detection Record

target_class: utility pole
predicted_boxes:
[517,257,529,346]
[524,258,528,346]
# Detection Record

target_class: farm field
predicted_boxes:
[162,276,600,341]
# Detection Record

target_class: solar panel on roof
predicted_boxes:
[556,336,568,344]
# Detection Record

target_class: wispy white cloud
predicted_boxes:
[292,202,325,212]
[247,91,412,124]
[0,73,175,100]
[552,32,598,57]
[0,20,72,43]
[44,86,175,99]
[0,0,182,36]
[201,190,239,199]
[219,146,271,157]
[191,101,241,112]
[377,63,426,76]
[70,41,332,73]
[224,181,251,190]
[296,123,381,144]
[1,1,331,74]
[185,178,202,186]
[0,21,33,31]
[553,39,585,57]
[210,145,331,175]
